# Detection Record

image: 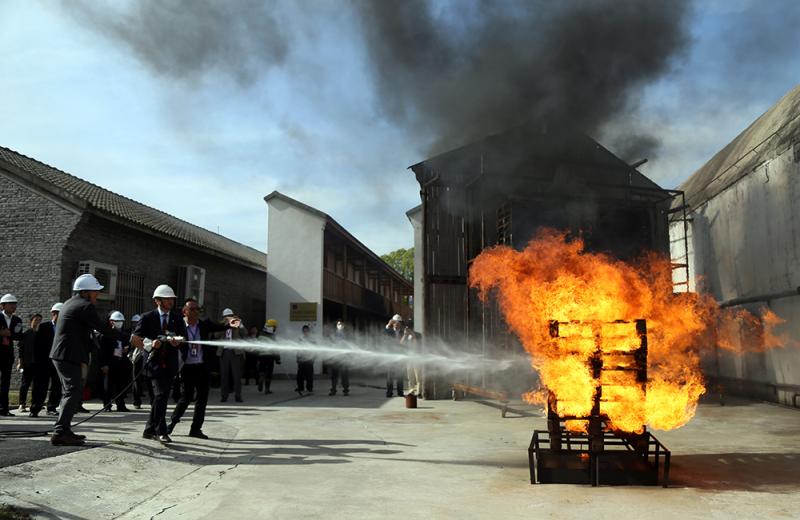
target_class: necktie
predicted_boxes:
[161,314,168,332]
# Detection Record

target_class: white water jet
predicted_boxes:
[190,337,519,374]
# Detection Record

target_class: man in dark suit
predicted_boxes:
[0,293,23,416]
[16,313,42,412]
[29,303,63,417]
[168,298,240,439]
[50,276,127,446]
[98,311,132,412]
[131,284,187,443]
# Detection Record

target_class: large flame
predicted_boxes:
[469,229,783,432]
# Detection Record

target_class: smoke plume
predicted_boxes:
[356,0,691,154]
[65,0,289,87]
[63,0,691,157]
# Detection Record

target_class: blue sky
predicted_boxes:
[1,0,798,255]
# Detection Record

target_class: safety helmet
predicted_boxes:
[266,319,278,327]
[152,284,177,299]
[0,293,18,304]
[73,274,104,292]
[109,311,125,322]
[392,314,403,322]
[50,303,64,313]
[222,308,235,317]
[131,314,141,323]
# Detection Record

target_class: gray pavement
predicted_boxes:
[0,379,798,519]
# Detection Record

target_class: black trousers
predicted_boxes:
[386,368,403,397]
[258,357,276,392]
[330,364,350,393]
[131,356,152,407]
[145,372,173,436]
[170,363,210,433]
[53,360,82,435]
[31,360,62,413]
[296,361,314,391]
[0,349,13,412]
[103,357,132,408]
[18,362,36,406]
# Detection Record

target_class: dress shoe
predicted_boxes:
[117,405,130,412]
[158,434,172,443]
[235,397,243,403]
[77,406,90,413]
[220,397,228,403]
[28,410,39,418]
[188,430,209,440]
[0,410,15,417]
[264,390,272,395]
[51,433,84,446]
[134,403,142,410]
[328,390,336,396]
[46,409,59,416]
[142,431,156,440]
[166,422,176,435]
[343,391,349,396]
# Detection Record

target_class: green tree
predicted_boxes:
[381,247,414,281]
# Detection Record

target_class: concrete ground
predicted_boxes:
[0,378,798,520]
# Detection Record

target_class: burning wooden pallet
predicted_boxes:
[528,319,671,486]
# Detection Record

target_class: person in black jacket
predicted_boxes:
[98,311,132,412]
[29,303,63,417]
[16,313,42,412]
[168,298,240,439]
[50,276,127,446]
[131,284,187,443]
[0,293,23,416]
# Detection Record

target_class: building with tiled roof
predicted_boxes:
[0,146,267,360]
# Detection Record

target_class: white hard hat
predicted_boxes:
[222,308,235,317]
[50,303,63,313]
[131,314,141,323]
[0,293,18,304]
[110,311,125,322]
[152,284,177,299]
[73,274,104,292]
[392,314,403,322]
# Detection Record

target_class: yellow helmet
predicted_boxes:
[266,319,278,327]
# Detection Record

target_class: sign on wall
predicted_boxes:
[290,302,318,321]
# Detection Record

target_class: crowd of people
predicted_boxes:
[0,275,418,447]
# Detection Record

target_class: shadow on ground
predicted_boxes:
[670,452,800,492]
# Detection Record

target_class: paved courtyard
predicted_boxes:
[0,378,798,519]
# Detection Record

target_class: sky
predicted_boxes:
[1,0,798,256]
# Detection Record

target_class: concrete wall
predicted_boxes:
[265,198,325,341]
[686,142,800,404]
[407,206,424,334]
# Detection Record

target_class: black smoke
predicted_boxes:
[62,0,691,158]
[65,0,289,87]
[356,0,691,155]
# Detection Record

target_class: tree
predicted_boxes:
[381,247,414,281]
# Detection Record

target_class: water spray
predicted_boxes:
[191,337,518,375]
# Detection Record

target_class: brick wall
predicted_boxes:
[0,173,83,389]
[63,213,266,329]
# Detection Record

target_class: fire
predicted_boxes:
[468,229,785,432]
